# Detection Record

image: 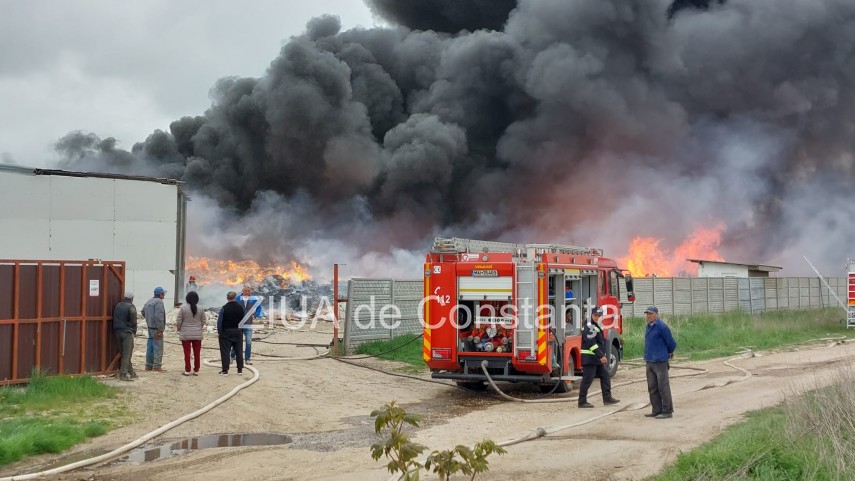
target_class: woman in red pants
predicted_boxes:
[177,291,205,375]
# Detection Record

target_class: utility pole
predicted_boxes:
[332,264,346,353]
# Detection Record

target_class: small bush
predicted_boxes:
[370,401,505,480]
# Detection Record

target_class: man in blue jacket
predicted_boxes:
[234,284,264,366]
[643,306,677,419]
[142,287,167,372]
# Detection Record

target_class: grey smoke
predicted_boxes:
[57,0,855,276]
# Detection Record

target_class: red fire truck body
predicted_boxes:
[423,238,635,391]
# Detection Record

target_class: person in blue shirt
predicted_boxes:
[643,306,677,419]
[234,284,264,366]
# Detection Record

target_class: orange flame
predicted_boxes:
[185,256,311,287]
[621,222,726,277]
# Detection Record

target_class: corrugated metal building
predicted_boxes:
[0,164,187,307]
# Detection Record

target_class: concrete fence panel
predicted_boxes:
[343,276,849,350]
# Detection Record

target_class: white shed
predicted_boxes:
[687,259,782,278]
[0,164,187,308]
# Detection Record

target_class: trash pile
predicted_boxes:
[160,277,335,332]
[253,276,334,317]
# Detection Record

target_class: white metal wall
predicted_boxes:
[697,262,749,278]
[0,171,180,307]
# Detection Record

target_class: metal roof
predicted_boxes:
[686,258,782,272]
[0,163,183,186]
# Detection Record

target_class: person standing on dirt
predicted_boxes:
[234,284,263,366]
[142,287,167,372]
[177,291,205,376]
[643,306,677,419]
[217,291,244,375]
[578,307,620,408]
[112,292,138,381]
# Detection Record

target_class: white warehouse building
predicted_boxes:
[0,164,187,308]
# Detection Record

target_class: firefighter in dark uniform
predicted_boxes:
[578,307,620,408]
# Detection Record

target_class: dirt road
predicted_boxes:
[3,326,853,481]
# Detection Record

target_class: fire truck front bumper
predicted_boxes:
[431,372,552,383]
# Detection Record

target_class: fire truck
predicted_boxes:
[848,259,855,328]
[422,237,636,392]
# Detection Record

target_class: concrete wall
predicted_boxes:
[342,276,848,350]
[622,276,847,317]
[0,170,183,308]
[342,279,423,352]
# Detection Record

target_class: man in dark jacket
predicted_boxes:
[217,291,245,375]
[643,306,677,419]
[578,307,620,408]
[112,292,138,381]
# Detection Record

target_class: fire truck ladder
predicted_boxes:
[433,237,603,257]
[514,263,537,358]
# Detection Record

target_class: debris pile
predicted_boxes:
[253,276,334,318]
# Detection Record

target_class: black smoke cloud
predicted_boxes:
[58,0,855,276]
[667,0,726,19]
[366,0,518,33]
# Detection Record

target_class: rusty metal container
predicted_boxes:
[0,259,125,385]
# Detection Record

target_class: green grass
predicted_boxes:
[651,369,855,480]
[653,407,824,480]
[0,372,119,466]
[0,418,109,466]
[355,334,425,369]
[622,308,849,361]
[0,372,115,416]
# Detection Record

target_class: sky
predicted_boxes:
[1,0,852,280]
[0,0,379,165]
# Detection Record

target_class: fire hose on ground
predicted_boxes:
[5,334,849,481]
[483,335,851,448]
[0,347,330,481]
[0,365,261,481]
[386,348,758,481]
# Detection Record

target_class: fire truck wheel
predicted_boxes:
[456,381,487,391]
[606,343,620,378]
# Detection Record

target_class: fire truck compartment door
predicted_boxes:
[514,264,537,355]
[458,276,513,300]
